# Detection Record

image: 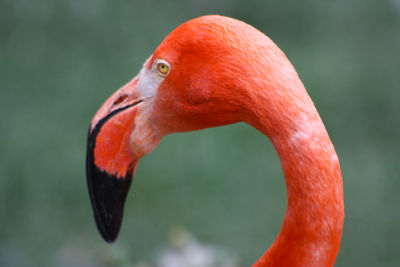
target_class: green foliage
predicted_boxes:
[0,0,399,266]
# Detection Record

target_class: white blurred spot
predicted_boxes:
[155,227,239,267]
[134,227,239,267]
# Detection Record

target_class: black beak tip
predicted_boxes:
[94,201,123,243]
[86,126,134,243]
[88,167,133,244]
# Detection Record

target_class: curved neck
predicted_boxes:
[245,79,344,267]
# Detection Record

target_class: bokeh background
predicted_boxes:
[1,0,399,266]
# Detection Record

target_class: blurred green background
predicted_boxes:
[1,0,399,266]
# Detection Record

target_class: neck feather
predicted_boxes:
[245,71,344,267]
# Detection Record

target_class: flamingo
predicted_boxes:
[86,15,344,267]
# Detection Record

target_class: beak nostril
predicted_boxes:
[114,95,128,105]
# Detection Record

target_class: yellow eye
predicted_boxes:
[157,62,170,76]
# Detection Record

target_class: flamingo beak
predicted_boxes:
[86,77,142,243]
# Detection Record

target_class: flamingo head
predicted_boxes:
[87,15,284,242]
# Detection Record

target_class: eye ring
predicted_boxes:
[156,59,170,76]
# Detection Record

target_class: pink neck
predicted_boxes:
[246,82,344,267]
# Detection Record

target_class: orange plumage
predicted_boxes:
[86,15,344,266]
